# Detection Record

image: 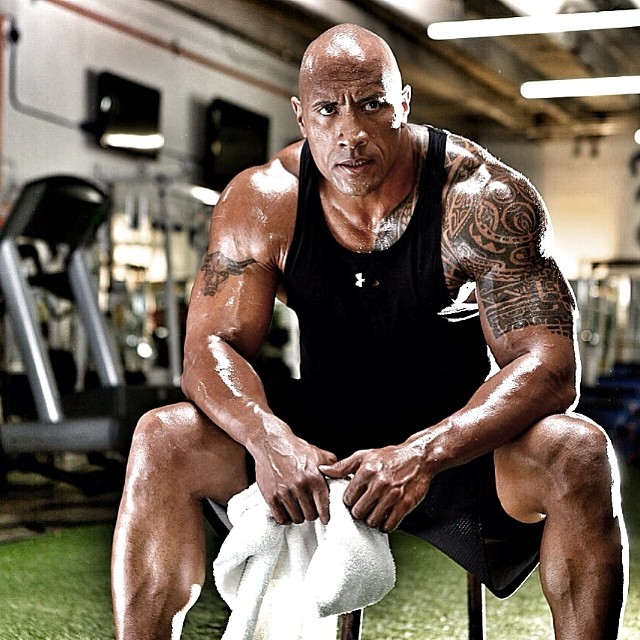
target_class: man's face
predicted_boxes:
[291,54,411,198]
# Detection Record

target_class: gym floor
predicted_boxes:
[0,458,121,544]
[1,457,640,639]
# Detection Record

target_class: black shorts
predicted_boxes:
[208,379,544,599]
[399,453,544,598]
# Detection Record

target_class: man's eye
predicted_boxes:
[318,105,336,116]
[363,99,382,112]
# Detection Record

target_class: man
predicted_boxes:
[111,23,628,639]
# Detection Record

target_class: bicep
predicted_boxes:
[446,157,576,364]
[183,179,283,361]
[185,249,278,361]
[477,257,575,341]
[476,257,577,368]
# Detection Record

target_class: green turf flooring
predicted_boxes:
[1,464,640,639]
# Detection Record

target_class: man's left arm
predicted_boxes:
[322,156,579,532]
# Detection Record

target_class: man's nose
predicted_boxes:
[337,114,368,148]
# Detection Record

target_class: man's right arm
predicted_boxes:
[180,162,335,524]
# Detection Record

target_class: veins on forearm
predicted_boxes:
[199,251,256,296]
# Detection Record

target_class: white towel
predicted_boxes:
[213,479,396,640]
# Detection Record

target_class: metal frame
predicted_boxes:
[340,573,484,640]
[0,176,124,453]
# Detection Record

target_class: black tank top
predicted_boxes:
[283,126,490,454]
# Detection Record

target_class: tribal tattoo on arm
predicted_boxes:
[478,260,575,339]
[442,137,575,340]
[200,251,256,296]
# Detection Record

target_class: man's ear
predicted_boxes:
[401,84,412,124]
[291,96,307,138]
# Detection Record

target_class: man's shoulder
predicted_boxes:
[238,143,301,196]
[443,132,529,189]
[272,139,304,178]
[219,142,302,214]
[440,131,549,279]
[209,142,302,263]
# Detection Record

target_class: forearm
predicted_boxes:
[181,335,292,459]
[407,349,577,474]
[182,335,336,524]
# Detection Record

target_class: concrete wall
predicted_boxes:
[0,0,301,199]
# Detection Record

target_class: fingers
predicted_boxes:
[268,493,305,525]
[264,468,331,525]
[321,451,394,529]
[380,508,405,533]
[346,484,409,533]
[360,492,405,533]
[335,447,427,533]
[318,448,338,466]
[344,478,389,527]
[312,479,331,525]
[275,450,357,525]
[287,472,331,525]
[319,451,361,478]
[254,438,340,526]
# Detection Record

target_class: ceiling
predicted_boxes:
[153,0,640,142]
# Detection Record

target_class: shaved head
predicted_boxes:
[299,24,403,99]
[291,23,412,197]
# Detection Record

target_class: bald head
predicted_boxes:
[298,24,403,98]
[290,23,412,196]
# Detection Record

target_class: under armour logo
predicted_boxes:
[355,272,365,287]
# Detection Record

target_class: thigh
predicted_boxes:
[401,453,544,597]
[493,416,561,524]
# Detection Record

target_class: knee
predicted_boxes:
[540,414,611,467]
[534,414,617,499]
[126,403,202,486]
[497,414,622,524]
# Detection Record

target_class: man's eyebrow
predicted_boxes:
[357,92,386,104]
[310,98,337,109]
[309,93,386,109]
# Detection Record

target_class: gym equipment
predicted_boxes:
[0,175,182,465]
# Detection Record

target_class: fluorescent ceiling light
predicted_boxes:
[375,0,462,24]
[521,76,640,99]
[427,8,640,39]
[101,133,165,151]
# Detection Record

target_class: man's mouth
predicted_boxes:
[337,158,371,171]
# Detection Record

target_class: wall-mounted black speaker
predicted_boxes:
[203,99,270,192]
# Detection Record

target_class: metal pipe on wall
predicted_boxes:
[40,0,292,100]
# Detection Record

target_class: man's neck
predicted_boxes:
[320,128,422,252]
[323,128,417,221]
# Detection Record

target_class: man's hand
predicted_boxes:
[254,435,337,526]
[320,443,431,533]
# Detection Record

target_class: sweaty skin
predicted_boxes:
[185,25,578,534]
[112,23,628,640]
